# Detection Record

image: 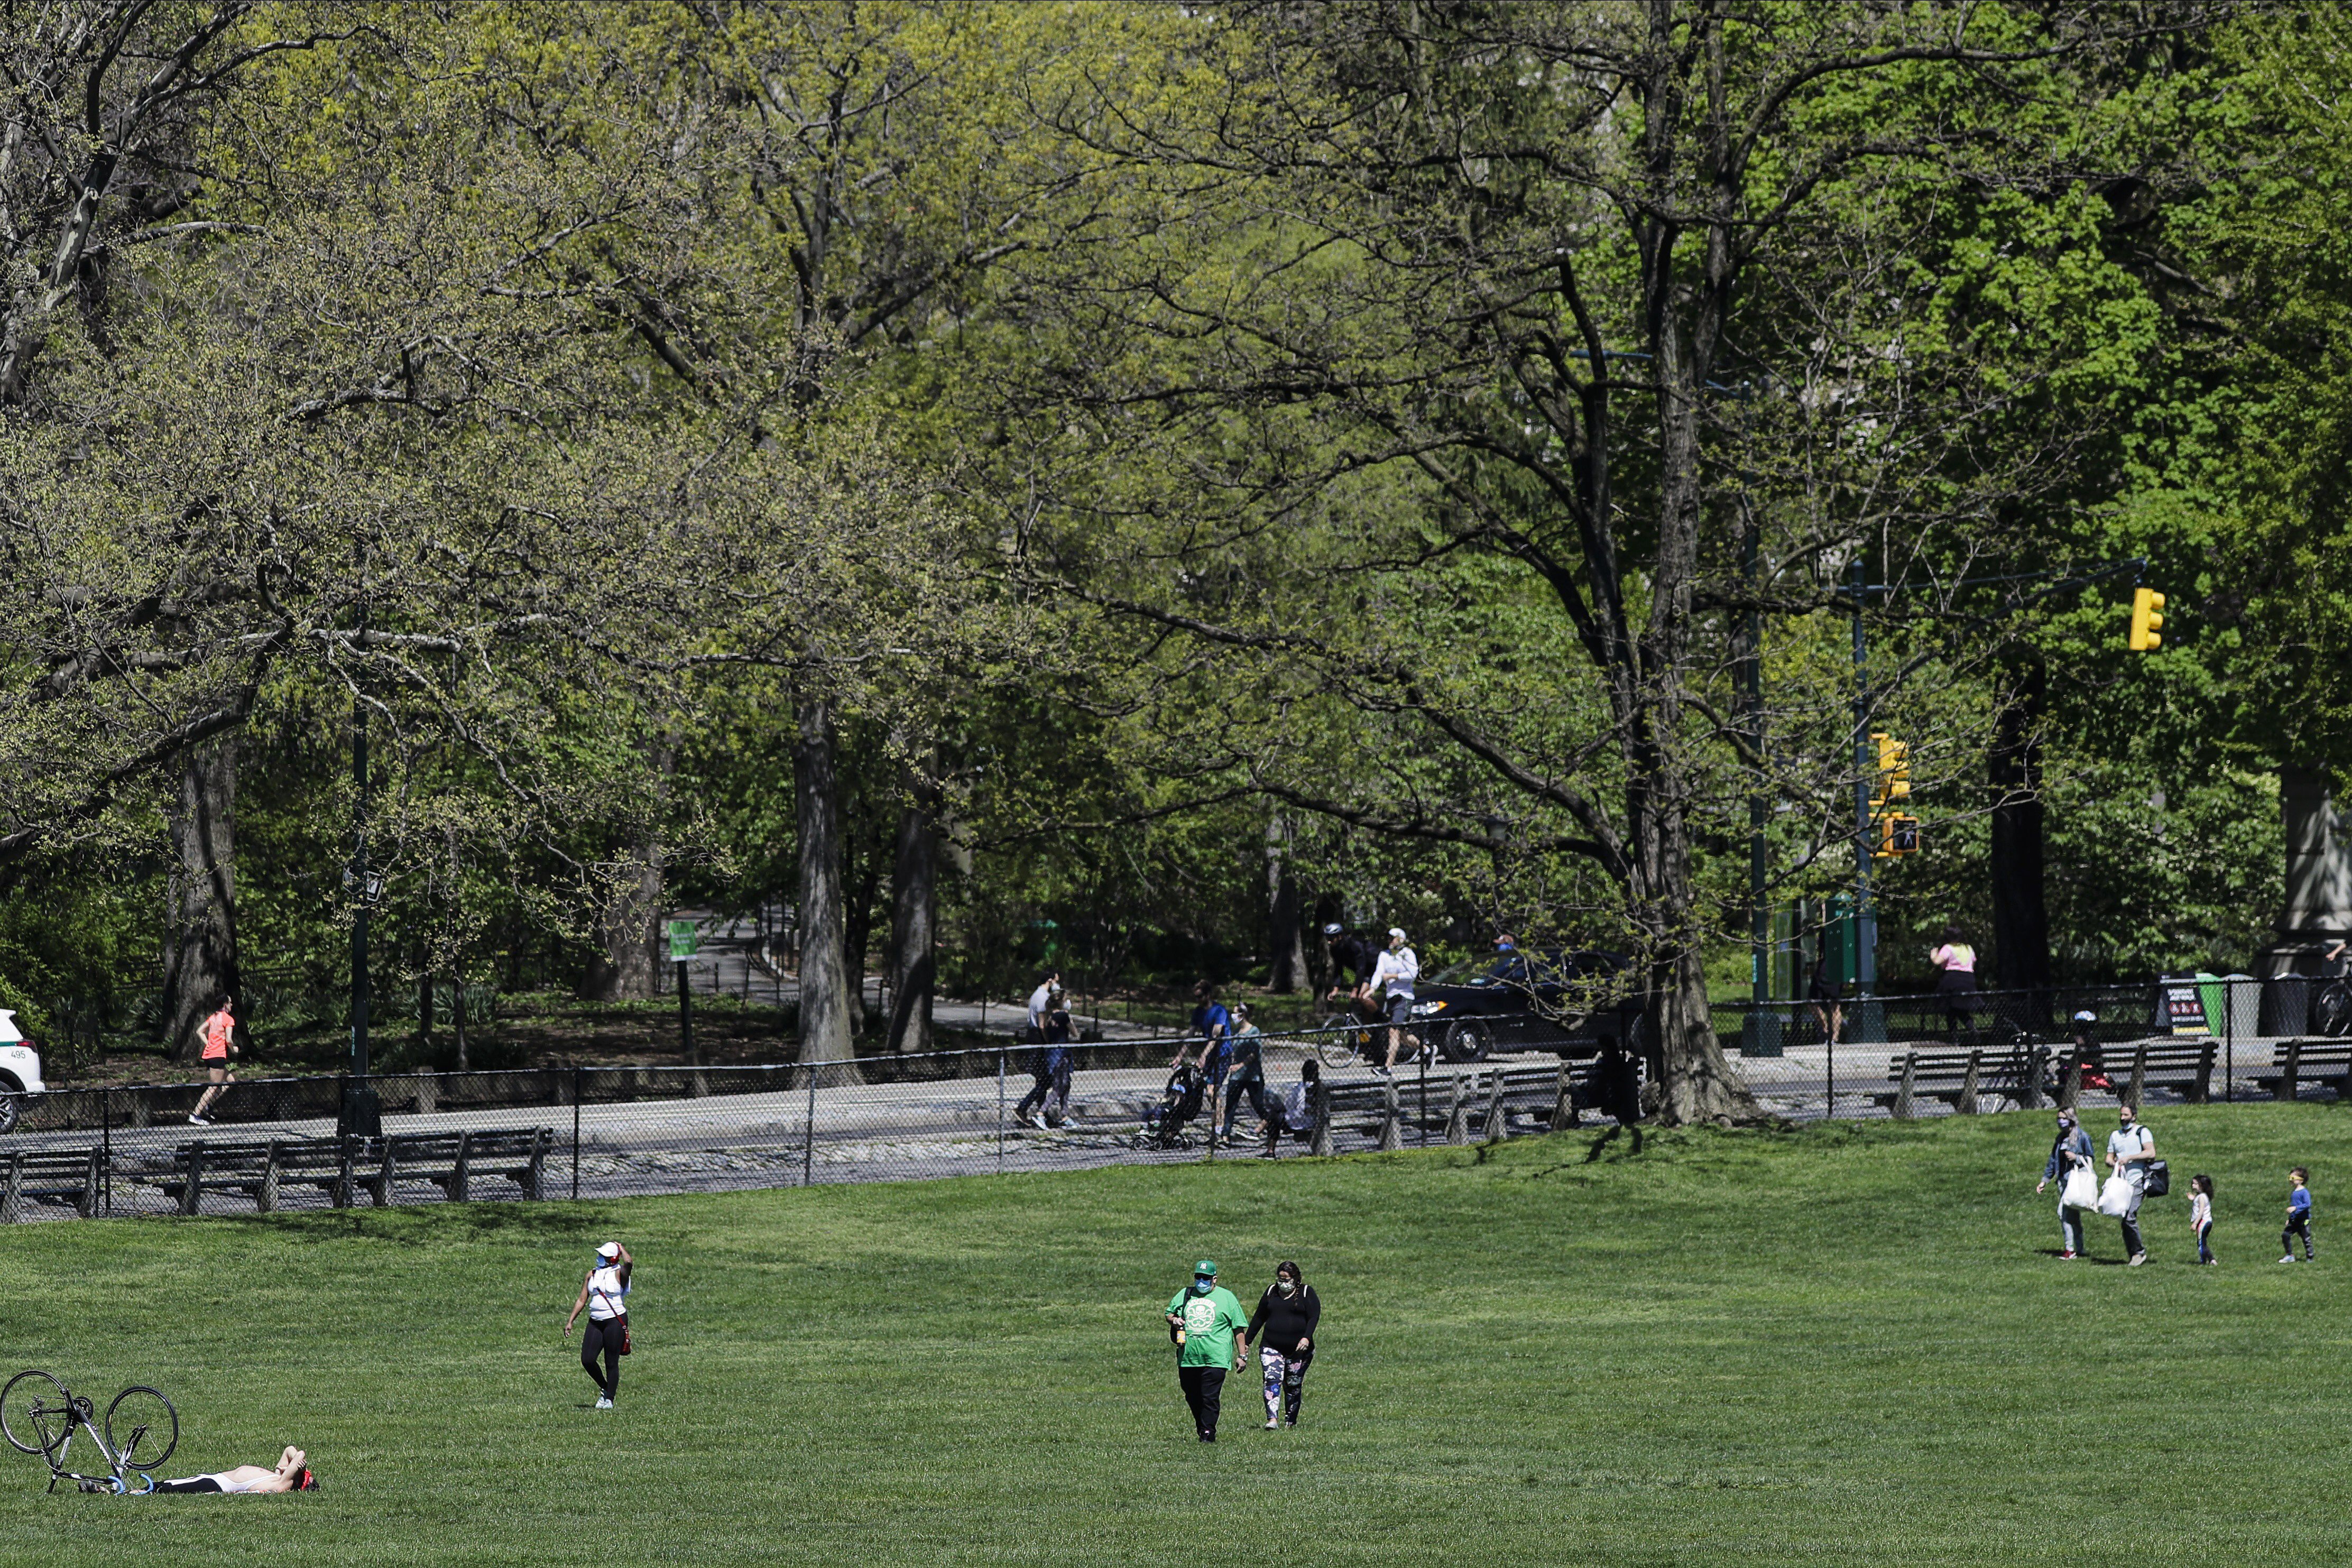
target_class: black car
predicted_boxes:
[1403,948,1646,1063]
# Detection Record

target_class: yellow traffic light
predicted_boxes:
[1870,732,1910,807]
[2128,587,2165,651]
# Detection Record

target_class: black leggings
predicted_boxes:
[583,1316,625,1400]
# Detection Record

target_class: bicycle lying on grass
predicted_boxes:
[2,1370,178,1494]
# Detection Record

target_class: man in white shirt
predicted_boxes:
[1370,928,1420,1077]
[1026,970,1060,1038]
[1261,1059,1320,1157]
[2104,1104,2156,1267]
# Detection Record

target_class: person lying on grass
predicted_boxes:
[152,1445,317,1493]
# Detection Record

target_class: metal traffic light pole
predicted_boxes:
[1849,559,1881,1008]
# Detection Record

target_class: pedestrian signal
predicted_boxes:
[2128,587,2165,651]
[1874,813,1921,859]
[1869,732,1911,808]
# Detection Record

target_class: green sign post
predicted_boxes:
[669,920,698,1064]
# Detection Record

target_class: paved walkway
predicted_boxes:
[5,1018,2310,1222]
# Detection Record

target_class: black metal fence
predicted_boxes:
[5,975,2350,1223]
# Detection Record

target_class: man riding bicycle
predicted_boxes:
[1320,925,1383,1018]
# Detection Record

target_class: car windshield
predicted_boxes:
[1427,952,1564,986]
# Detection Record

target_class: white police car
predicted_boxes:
[0,1009,45,1135]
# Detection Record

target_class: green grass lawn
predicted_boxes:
[3,1104,2349,1566]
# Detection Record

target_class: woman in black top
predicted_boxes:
[1241,1260,1320,1429]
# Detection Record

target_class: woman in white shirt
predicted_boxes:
[565,1240,633,1409]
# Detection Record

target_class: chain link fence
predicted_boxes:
[0,1028,1626,1222]
[1713,974,2346,1120]
[4,973,2347,1223]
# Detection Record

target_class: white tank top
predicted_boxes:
[588,1264,629,1321]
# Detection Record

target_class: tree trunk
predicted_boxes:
[162,735,242,1062]
[795,696,861,1083]
[884,767,939,1056]
[586,858,664,1000]
[843,825,883,1035]
[585,735,672,1000]
[1989,660,2052,997]
[1653,939,1757,1124]
[1265,816,1307,992]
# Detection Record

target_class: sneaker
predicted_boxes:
[595,1396,613,1409]
[1029,1114,1048,1130]
[1264,1418,1279,1430]
[2281,1255,2296,1264]
[1372,1066,1392,1078]
[2128,1253,2147,1267]
[187,1114,210,1127]
[2206,1258,2220,1266]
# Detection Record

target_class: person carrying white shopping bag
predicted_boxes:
[2100,1104,2161,1266]
[2035,1110,2098,1259]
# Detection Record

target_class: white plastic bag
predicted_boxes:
[2061,1164,2098,1211]
[2096,1173,2135,1216]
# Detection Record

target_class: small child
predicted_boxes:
[2190,1174,2216,1265]
[2281,1168,2315,1263]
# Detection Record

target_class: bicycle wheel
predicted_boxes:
[1315,1016,1362,1069]
[105,1386,177,1471]
[2317,982,2352,1040]
[2,1369,72,1456]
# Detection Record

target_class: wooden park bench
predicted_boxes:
[2251,1041,2352,1104]
[160,1137,361,1214]
[363,1128,555,1206]
[1321,1061,1591,1147]
[1879,1048,2046,1117]
[0,1146,104,1222]
[2055,1041,2218,1108]
[155,1127,555,1213]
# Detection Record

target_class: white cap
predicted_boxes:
[597,1241,621,1258]
[1387,927,1407,942]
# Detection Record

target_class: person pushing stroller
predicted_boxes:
[1140,1062,1207,1149]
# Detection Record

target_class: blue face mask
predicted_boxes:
[1191,1278,1214,1295]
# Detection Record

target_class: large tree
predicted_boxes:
[1022,1,2215,1120]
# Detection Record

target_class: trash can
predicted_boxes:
[2262,976,2310,1038]
[2225,974,2261,1041]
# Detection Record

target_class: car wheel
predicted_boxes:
[1442,1019,1495,1064]
[0,1090,17,1136]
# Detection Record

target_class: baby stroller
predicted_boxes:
[1137,1063,1206,1150]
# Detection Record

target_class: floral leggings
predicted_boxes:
[1259,1344,1313,1425]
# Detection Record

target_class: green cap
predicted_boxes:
[1193,1259,1217,1277]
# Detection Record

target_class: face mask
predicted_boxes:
[1192,1279,1214,1295]
[1278,1278,1297,1295]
